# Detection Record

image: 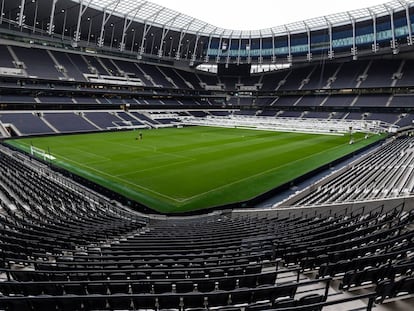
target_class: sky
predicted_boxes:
[150,0,389,30]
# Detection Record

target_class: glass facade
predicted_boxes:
[206,14,414,60]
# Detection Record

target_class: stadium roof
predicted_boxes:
[71,0,414,38]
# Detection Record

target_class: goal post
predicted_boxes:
[30,145,56,161]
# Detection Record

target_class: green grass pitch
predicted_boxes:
[6,127,385,213]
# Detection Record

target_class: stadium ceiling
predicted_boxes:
[71,0,414,38]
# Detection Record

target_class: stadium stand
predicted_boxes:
[11,46,64,80]
[320,95,352,107]
[0,113,54,135]
[285,136,414,207]
[84,112,124,129]
[1,142,413,310]
[353,95,390,107]
[396,60,414,86]
[43,113,99,133]
[359,60,402,88]
[138,64,175,88]
[1,0,414,310]
[329,60,370,89]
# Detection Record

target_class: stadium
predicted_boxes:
[1,0,414,310]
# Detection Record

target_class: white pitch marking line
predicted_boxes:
[115,159,195,177]
[178,138,366,203]
[46,152,183,203]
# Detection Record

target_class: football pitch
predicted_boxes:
[7,127,385,213]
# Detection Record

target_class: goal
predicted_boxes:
[30,145,56,161]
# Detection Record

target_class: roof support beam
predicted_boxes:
[61,9,67,40]
[158,14,180,58]
[386,5,398,53]
[405,2,413,45]
[189,24,208,64]
[204,34,214,62]
[325,18,333,59]
[158,14,180,57]
[175,18,196,60]
[349,14,357,59]
[130,28,137,52]
[158,27,170,57]
[18,0,25,27]
[87,17,93,45]
[369,9,378,52]
[139,23,152,57]
[189,34,201,65]
[120,3,146,51]
[285,26,292,63]
[248,35,252,64]
[74,0,93,46]
[176,31,187,60]
[216,35,224,63]
[138,8,164,59]
[203,26,217,63]
[237,36,242,65]
[109,22,116,48]
[98,0,120,48]
[31,0,39,34]
[271,30,276,63]
[259,33,263,64]
[305,23,311,61]
[0,0,5,24]
[225,32,234,65]
[120,17,131,51]
[48,0,58,35]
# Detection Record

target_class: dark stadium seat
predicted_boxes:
[30,296,58,311]
[238,275,257,288]
[157,294,183,310]
[176,281,195,293]
[272,297,296,309]
[87,283,108,295]
[218,278,237,291]
[394,276,414,297]
[229,288,252,305]
[252,285,279,303]
[182,294,207,309]
[153,281,173,294]
[108,282,130,294]
[131,282,153,294]
[85,296,108,310]
[196,280,216,293]
[2,300,32,311]
[245,302,273,311]
[59,295,84,311]
[206,290,230,307]
[170,271,187,279]
[376,279,395,303]
[64,283,86,295]
[104,295,132,310]
[257,272,276,286]
[298,293,325,311]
